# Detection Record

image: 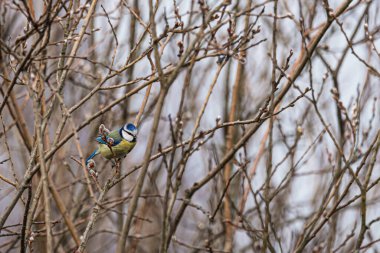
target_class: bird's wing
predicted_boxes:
[95,129,122,146]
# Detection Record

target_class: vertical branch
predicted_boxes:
[127,51,155,253]
[48,175,81,246]
[116,86,168,253]
[76,173,116,253]
[20,185,32,253]
[0,115,18,186]
[116,2,168,251]
[26,0,36,20]
[223,2,251,251]
[34,87,53,253]
[134,54,155,127]
[262,0,278,252]
[0,77,33,151]
[355,133,380,250]
[56,0,99,88]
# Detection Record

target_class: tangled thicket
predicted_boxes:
[1,0,380,252]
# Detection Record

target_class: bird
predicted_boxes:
[86,123,138,166]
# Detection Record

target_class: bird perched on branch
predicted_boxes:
[86,123,138,167]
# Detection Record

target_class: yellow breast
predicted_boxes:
[98,139,136,159]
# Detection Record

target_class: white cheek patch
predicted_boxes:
[122,130,134,142]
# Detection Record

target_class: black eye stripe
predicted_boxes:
[123,130,135,137]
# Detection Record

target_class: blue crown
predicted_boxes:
[124,123,137,132]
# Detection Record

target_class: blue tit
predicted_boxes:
[86,123,137,165]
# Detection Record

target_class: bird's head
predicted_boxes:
[121,123,138,141]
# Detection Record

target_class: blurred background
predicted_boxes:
[0,0,380,252]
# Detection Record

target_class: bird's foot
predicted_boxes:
[113,168,120,178]
[112,158,121,177]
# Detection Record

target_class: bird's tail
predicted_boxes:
[86,149,99,165]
